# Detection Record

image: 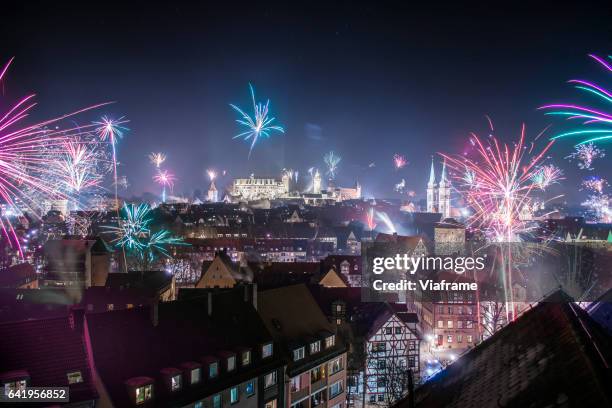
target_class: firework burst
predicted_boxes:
[366,207,377,230]
[541,54,612,145]
[582,194,611,223]
[393,154,408,170]
[581,176,608,194]
[206,169,217,181]
[0,58,109,255]
[565,142,605,170]
[324,151,342,179]
[153,169,176,203]
[530,164,564,191]
[441,125,555,242]
[149,152,166,168]
[230,84,284,156]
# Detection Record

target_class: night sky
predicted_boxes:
[1,1,610,203]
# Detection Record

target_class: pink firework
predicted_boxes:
[0,58,109,255]
[441,125,554,242]
[393,153,407,170]
[581,176,608,194]
[530,164,564,191]
[154,169,176,202]
[565,142,605,170]
[366,207,377,230]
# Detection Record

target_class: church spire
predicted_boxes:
[428,157,436,187]
[439,159,448,188]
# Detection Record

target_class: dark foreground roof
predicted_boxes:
[393,291,612,408]
[0,316,98,405]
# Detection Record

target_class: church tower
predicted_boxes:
[313,169,322,194]
[426,158,437,213]
[438,160,451,218]
[207,180,218,202]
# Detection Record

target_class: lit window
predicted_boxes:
[290,376,301,392]
[467,335,473,343]
[457,320,463,329]
[264,371,277,389]
[325,335,335,348]
[191,368,201,384]
[447,320,453,328]
[293,347,305,361]
[230,386,239,404]
[466,320,473,328]
[3,380,27,394]
[227,356,236,372]
[262,343,273,358]
[437,320,443,328]
[67,371,83,384]
[242,351,251,366]
[135,384,153,404]
[209,362,219,378]
[195,402,203,408]
[212,394,222,408]
[329,380,343,398]
[310,340,321,354]
[447,335,453,343]
[329,357,342,374]
[265,399,277,408]
[457,335,463,343]
[107,304,114,311]
[171,374,181,392]
[245,381,255,396]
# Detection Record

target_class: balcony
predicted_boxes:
[291,387,309,403]
[311,378,327,393]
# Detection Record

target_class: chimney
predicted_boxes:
[207,292,213,316]
[150,302,159,327]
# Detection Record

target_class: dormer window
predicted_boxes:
[293,347,305,361]
[310,340,321,354]
[227,356,236,372]
[209,362,219,378]
[241,350,251,366]
[171,375,181,392]
[325,335,336,348]
[191,368,201,384]
[262,343,273,358]
[67,371,83,384]
[135,384,153,404]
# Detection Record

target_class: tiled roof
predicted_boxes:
[105,271,173,294]
[0,316,98,404]
[394,291,612,408]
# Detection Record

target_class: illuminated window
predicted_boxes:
[191,368,201,384]
[437,320,443,328]
[135,384,153,404]
[209,362,218,378]
[457,335,463,343]
[227,356,236,372]
[467,335,473,343]
[290,376,301,392]
[447,335,453,343]
[265,399,277,408]
[310,340,321,354]
[329,357,342,374]
[264,371,277,389]
[67,371,83,384]
[195,402,203,408]
[457,320,463,329]
[171,374,181,392]
[241,350,251,366]
[230,386,239,404]
[293,347,305,361]
[329,380,343,398]
[245,381,255,396]
[212,394,222,408]
[262,343,273,358]
[325,335,335,348]
[447,320,453,328]
[466,320,473,328]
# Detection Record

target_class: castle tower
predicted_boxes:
[426,158,437,213]
[313,169,322,194]
[281,172,290,195]
[438,160,451,218]
[207,180,218,202]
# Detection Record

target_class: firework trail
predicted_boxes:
[541,54,612,145]
[565,143,605,170]
[376,211,396,234]
[149,152,166,168]
[393,154,408,170]
[104,202,187,262]
[463,167,478,189]
[440,125,555,242]
[153,169,176,203]
[230,84,284,156]
[581,176,608,194]
[530,164,564,191]
[324,151,341,179]
[94,115,129,207]
[366,207,377,230]
[0,58,110,255]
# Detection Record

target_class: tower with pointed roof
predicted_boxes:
[427,158,437,213]
[438,160,451,218]
[207,180,218,202]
